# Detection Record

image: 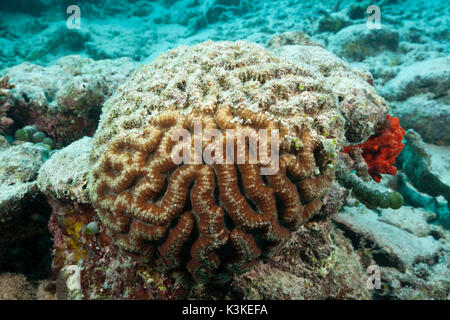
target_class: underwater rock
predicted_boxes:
[37,137,92,203]
[206,0,246,24]
[0,143,51,243]
[268,31,321,49]
[347,2,367,20]
[328,24,399,62]
[32,131,46,144]
[397,130,450,228]
[269,32,389,143]
[0,0,48,17]
[15,125,37,142]
[382,56,450,102]
[0,0,446,75]
[230,220,371,299]
[390,96,450,145]
[378,256,450,300]
[333,207,442,272]
[2,55,135,146]
[18,22,90,63]
[0,135,9,149]
[397,173,449,222]
[381,57,450,145]
[378,207,434,238]
[0,273,45,300]
[317,14,352,34]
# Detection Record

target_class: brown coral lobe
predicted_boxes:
[91,106,334,282]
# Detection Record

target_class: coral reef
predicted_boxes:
[344,115,406,183]
[38,138,192,299]
[230,219,372,300]
[38,134,374,300]
[0,0,448,301]
[37,137,92,203]
[0,273,55,300]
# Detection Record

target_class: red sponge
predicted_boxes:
[344,115,406,183]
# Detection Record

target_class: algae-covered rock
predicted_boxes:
[397,130,450,228]
[15,125,37,142]
[0,143,51,243]
[382,57,450,145]
[333,207,442,272]
[37,136,92,203]
[390,97,450,145]
[32,131,46,143]
[378,262,450,300]
[231,220,371,300]
[318,15,352,33]
[382,56,450,102]
[328,24,399,61]
[2,55,135,146]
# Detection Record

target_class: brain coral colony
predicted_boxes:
[78,40,405,293]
